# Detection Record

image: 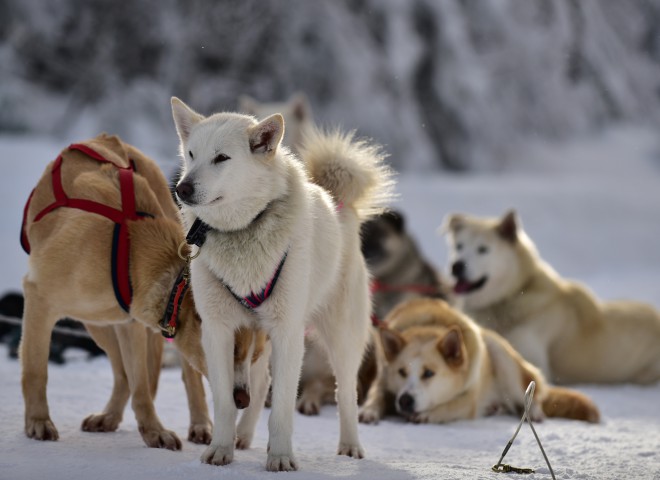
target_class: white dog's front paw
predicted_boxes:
[358,405,381,424]
[201,443,234,466]
[266,453,298,472]
[338,442,365,459]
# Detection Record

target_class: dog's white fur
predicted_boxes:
[171,97,394,471]
[443,210,660,384]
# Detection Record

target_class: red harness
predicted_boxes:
[21,144,150,312]
[369,280,444,326]
[370,280,443,296]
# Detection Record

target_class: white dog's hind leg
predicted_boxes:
[320,313,367,458]
[236,341,271,450]
[266,324,305,471]
[200,321,238,466]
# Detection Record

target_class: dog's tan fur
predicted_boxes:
[444,210,660,385]
[359,298,600,424]
[20,134,212,449]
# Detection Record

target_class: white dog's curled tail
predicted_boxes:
[299,128,396,220]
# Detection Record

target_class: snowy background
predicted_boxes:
[1,1,660,479]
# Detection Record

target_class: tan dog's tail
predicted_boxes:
[542,386,600,423]
[299,128,396,220]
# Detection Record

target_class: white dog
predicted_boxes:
[171,97,394,471]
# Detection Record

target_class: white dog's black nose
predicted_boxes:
[398,393,415,414]
[176,181,195,202]
[451,260,466,278]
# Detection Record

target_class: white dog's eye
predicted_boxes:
[213,153,231,164]
[398,368,407,378]
[477,245,489,254]
[456,243,463,251]
[188,150,193,159]
[421,368,435,379]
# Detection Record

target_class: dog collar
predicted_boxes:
[160,267,190,339]
[186,217,212,248]
[185,203,273,249]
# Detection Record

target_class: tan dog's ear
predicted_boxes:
[497,209,518,243]
[289,92,311,122]
[248,114,285,157]
[437,326,463,367]
[238,94,259,116]
[171,97,204,144]
[439,213,465,234]
[379,327,407,363]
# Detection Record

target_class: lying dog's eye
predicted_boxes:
[456,243,463,251]
[422,368,435,379]
[398,368,407,378]
[188,150,193,159]
[213,153,231,164]
[477,245,489,254]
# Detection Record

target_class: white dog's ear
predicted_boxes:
[497,209,518,242]
[437,326,463,367]
[248,114,285,156]
[379,327,406,363]
[171,97,204,144]
[439,213,465,234]
[238,94,258,116]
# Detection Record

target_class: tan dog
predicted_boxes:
[443,210,660,385]
[20,134,212,449]
[360,298,600,424]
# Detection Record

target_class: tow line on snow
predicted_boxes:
[0,314,93,339]
[492,381,556,479]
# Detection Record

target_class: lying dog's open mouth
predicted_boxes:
[453,276,488,294]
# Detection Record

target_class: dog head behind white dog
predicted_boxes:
[442,210,539,310]
[238,93,313,155]
[171,97,290,231]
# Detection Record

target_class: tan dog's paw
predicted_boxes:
[188,421,213,445]
[296,396,321,416]
[266,453,298,472]
[358,406,381,424]
[82,412,121,432]
[201,444,234,466]
[139,426,182,450]
[26,418,59,441]
[407,412,430,424]
[338,442,365,459]
[235,431,253,450]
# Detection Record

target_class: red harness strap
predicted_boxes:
[21,144,147,312]
[369,280,444,326]
[370,280,443,296]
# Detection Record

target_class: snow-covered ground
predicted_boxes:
[1,128,659,479]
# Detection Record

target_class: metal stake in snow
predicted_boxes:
[492,381,556,479]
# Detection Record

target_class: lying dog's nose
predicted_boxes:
[176,181,195,202]
[233,387,251,409]
[451,260,466,278]
[398,393,415,414]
